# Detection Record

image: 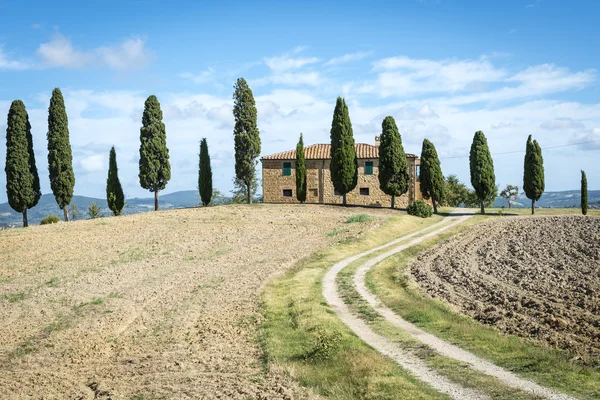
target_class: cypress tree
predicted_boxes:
[581,170,588,216]
[233,78,261,204]
[296,133,307,203]
[199,138,213,206]
[106,146,124,216]
[419,139,444,214]
[5,100,41,227]
[378,116,408,208]
[139,95,171,211]
[469,130,496,214]
[329,97,357,206]
[47,88,75,221]
[523,135,545,215]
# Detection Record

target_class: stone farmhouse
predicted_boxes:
[261,136,424,207]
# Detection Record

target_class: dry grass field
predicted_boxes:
[0,204,396,399]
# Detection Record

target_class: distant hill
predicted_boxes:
[0,191,204,227]
[492,190,600,209]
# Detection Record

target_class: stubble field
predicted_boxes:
[0,204,394,399]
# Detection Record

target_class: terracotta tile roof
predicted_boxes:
[261,143,418,160]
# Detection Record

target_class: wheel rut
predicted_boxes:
[323,214,576,400]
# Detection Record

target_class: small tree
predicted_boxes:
[5,100,41,227]
[106,146,125,216]
[500,184,519,208]
[88,203,102,219]
[139,95,171,211]
[419,139,445,214]
[69,203,82,220]
[231,175,259,204]
[378,116,408,208]
[469,131,496,214]
[47,88,75,221]
[233,78,261,204]
[199,138,213,206]
[581,170,588,216]
[443,175,470,207]
[296,133,307,203]
[523,135,545,215]
[329,97,357,206]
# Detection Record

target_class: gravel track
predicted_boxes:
[324,212,575,400]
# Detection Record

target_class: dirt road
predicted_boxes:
[325,214,574,400]
[0,204,392,399]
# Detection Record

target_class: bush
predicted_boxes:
[88,203,102,219]
[407,200,433,218]
[304,329,343,362]
[40,215,61,225]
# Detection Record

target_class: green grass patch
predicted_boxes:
[260,214,449,399]
[346,214,373,223]
[367,216,600,399]
[1,291,27,303]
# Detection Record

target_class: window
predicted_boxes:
[283,189,293,197]
[360,187,370,196]
[365,161,374,175]
[334,189,342,196]
[283,162,292,176]
[310,188,318,197]
[415,165,421,181]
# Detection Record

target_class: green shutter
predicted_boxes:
[283,162,292,176]
[365,161,373,175]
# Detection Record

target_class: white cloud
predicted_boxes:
[36,34,153,70]
[0,47,30,70]
[363,55,506,97]
[264,46,319,72]
[79,154,106,173]
[325,51,372,66]
[569,128,600,150]
[97,38,152,70]
[539,117,585,131]
[179,68,215,84]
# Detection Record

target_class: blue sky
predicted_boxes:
[1,0,599,202]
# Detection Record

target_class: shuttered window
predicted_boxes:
[283,162,292,176]
[365,161,374,175]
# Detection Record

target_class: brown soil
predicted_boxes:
[0,204,392,399]
[411,216,600,364]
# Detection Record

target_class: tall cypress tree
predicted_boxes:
[419,139,444,214]
[5,100,41,227]
[296,133,307,203]
[329,97,357,206]
[581,170,588,216]
[469,130,496,214]
[106,146,124,216]
[47,88,75,221]
[199,138,213,206]
[378,116,408,208]
[139,95,171,211]
[523,135,545,215]
[233,78,261,204]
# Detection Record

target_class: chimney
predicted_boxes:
[374,135,381,148]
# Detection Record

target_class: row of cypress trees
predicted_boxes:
[5,89,75,227]
[291,97,557,216]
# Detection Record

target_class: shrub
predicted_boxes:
[88,203,102,219]
[40,215,60,225]
[346,214,372,223]
[407,200,433,218]
[304,329,342,362]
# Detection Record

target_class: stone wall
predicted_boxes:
[262,157,422,208]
